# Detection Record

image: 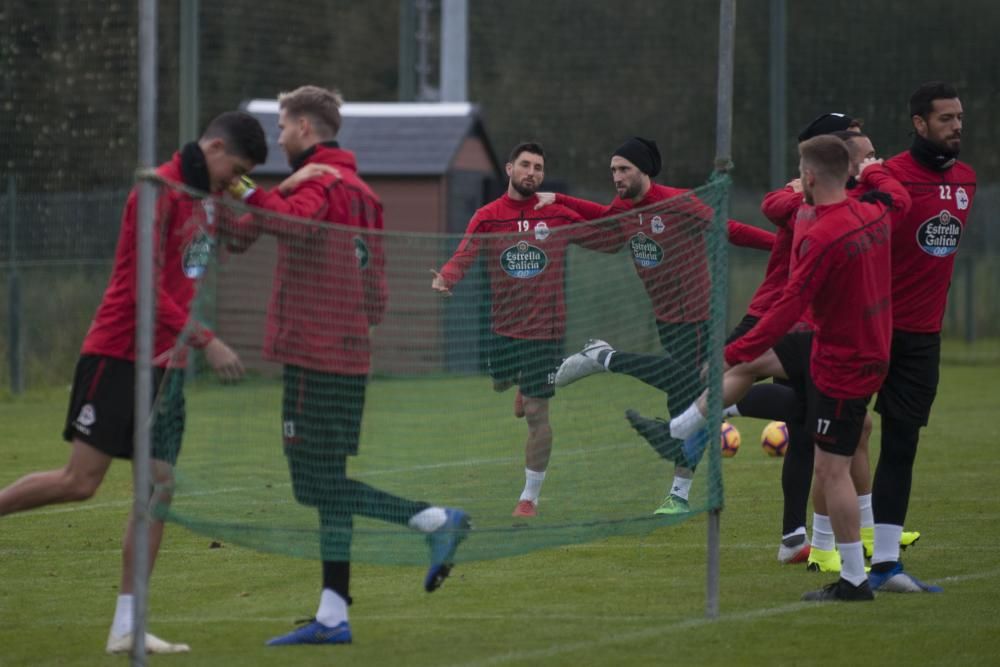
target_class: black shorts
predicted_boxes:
[282,365,366,506]
[725,313,760,345]
[488,336,561,399]
[874,330,941,427]
[807,386,871,457]
[63,355,185,464]
[773,330,814,397]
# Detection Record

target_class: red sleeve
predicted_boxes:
[219,209,262,254]
[724,230,836,365]
[153,194,214,348]
[438,211,486,287]
[554,194,611,220]
[362,203,388,326]
[858,164,912,224]
[244,177,334,241]
[727,220,775,250]
[760,187,803,228]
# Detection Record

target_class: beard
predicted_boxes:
[618,181,642,200]
[511,178,538,197]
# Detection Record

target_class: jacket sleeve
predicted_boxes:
[243,177,335,242]
[362,202,389,326]
[218,207,262,254]
[152,193,214,348]
[554,193,611,220]
[438,212,485,288]
[727,220,775,250]
[724,229,836,366]
[760,187,803,228]
[858,164,912,227]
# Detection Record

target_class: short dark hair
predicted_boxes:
[508,142,545,164]
[202,111,268,164]
[909,81,959,119]
[799,135,850,184]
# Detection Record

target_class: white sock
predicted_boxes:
[669,403,706,440]
[838,541,867,586]
[811,513,835,551]
[857,493,874,529]
[408,507,447,533]
[722,404,741,418]
[316,588,348,627]
[670,475,693,501]
[111,594,134,637]
[603,350,615,370]
[872,523,903,565]
[519,468,546,503]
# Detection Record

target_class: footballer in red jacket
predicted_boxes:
[868,82,977,592]
[0,110,267,654]
[433,141,619,519]
[675,136,903,601]
[541,137,774,514]
[224,86,470,647]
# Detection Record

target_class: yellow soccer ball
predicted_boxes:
[720,422,741,458]
[761,421,789,457]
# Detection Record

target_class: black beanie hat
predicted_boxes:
[612,136,662,177]
[797,113,854,142]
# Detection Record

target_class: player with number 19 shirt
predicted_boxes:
[434,142,618,518]
[438,193,610,341]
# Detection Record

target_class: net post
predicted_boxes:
[132,0,158,663]
[707,0,737,621]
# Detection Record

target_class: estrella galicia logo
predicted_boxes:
[916,210,962,257]
[182,230,214,279]
[629,232,664,268]
[501,240,548,278]
[353,236,370,269]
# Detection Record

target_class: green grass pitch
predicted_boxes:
[1,359,999,666]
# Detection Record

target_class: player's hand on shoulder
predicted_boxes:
[787,178,803,193]
[278,164,341,195]
[430,269,452,297]
[858,157,883,177]
[534,192,556,210]
[204,338,245,382]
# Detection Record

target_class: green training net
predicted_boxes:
[152,172,731,566]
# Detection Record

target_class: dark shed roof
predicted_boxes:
[241,100,500,177]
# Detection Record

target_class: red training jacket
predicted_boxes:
[557,184,772,324]
[230,144,387,375]
[438,193,616,340]
[82,151,215,365]
[884,150,977,333]
[726,187,909,399]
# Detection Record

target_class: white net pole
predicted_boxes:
[707,0,737,620]
[132,0,158,662]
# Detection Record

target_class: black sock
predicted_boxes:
[322,560,352,605]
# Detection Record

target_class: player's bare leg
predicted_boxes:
[107,459,189,655]
[670,349,787,440]
[0,439,111,515]
[514,396,550,517]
